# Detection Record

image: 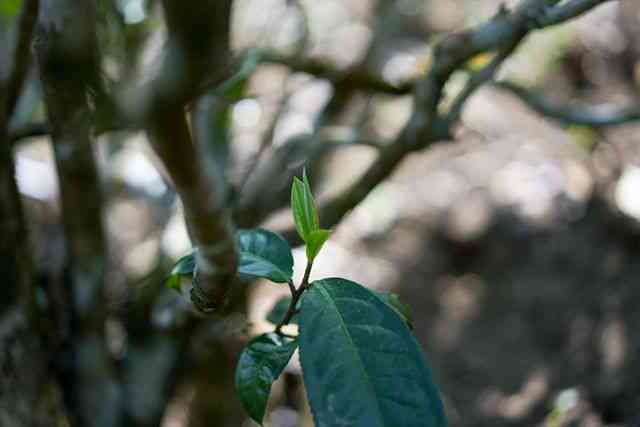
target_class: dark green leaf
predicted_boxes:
[375,291,414,330]
[291,170,319,242]
[237,229,294,283]
[305,228,331,262]
[165,252,196,292]
[266,296,299,325]
[235,333,298,425]
[299,278,446,427]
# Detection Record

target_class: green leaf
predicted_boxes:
[266,296,299,325]
[374,291,414,330]
[237,229,294,283]
[298,278,447,427]
[235,333,298,425]
[291,170,320,242]
[305,229,331,262]
[165,252,196,292]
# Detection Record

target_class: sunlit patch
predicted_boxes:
[272,112,313,146]
[125,238,160,279]
[465,52,495,72]
[117,0,146,25]
[615,166,640,220]
[382,53,419,87]
[490,160,566,223]
[120,151,167,197]
[326,22,372,69]
[555,388,579,413]
[233,98,262,129]
[15,156,59,201]
[563,160,593,202]
[162,208,192,259]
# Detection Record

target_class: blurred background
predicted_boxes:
[6,0,640,426]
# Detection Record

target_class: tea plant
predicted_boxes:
[167,171,447,426]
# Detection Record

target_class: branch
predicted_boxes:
[538,0,611,27]
[0,0,38,312]
[494,80,640,127]
[277,0,614,243]
[8,121,49,142]
[260,50,413,95]
[445,41,521,126]
[235,79,362,227]
[147,107,238,313]
[34,1,121,424]
[0,124,30,314]
[8,109,139,144]
[145,0,238,313]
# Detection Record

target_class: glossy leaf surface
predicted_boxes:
[235,333,298,425]
[375,291,414,330]
[237,229,294,283]
[299,278,447,427]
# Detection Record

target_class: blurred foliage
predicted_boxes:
[0,0,21,24]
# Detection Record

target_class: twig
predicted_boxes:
[276,260,313,335]
[8,121,50,142]
[235,79,361,227]
[494,80,640,127]
[538,0,611,27]
[236,89,291,198]
[445,40,521,126]
[260,50,413,96]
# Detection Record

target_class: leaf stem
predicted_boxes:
[276,259,313,335]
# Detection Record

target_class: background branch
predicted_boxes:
[34,1,121,425]
[495,80,640,127]
[445,41,521,126]
[279,0,614,243]
[0,0,38,313]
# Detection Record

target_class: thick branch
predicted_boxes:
[495,80,640,127]
[0,0,38,313]
[34,1,121,425]
[145,0,238,313]
[0,117,31,315]
[147,107,237,313]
